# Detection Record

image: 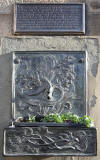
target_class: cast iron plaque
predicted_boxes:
[12,51,87,119]
[4,127,97,156]
[14,3,85,35]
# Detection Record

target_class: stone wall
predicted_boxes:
[0,0,100,160]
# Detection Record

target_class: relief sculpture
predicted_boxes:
[4,51,97,156]
[13,51,86,119]
[4,127,96,155]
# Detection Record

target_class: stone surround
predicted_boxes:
[0,0,100,160]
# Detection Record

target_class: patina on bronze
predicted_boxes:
[3,51,97,156]
[14,3,85,35]
[4,126,97,156]
[12,51,87,119]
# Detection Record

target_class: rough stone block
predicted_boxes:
[1,37,99,77]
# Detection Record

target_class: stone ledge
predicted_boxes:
[1,36,99,77]
[0,0,85,14]
[4,126,97,156]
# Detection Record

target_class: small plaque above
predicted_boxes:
[12,51,87,119]
[14,3,85,35]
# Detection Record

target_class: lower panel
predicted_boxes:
[4,126,97,156]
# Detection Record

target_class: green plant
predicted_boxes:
[27,112,94,128]
[61,112,72,122]
[61,112,79,123]
[29,116,35,122]
[69,114,80,123]
[43,113,63,123]
[79,115,94,127]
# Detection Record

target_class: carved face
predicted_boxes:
[13,52,86,118]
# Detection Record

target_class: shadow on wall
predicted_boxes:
[0,53,12,160]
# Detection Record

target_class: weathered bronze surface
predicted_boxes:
[14,3,85,35]
[12,51,87,119]
[4,126,97,156]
